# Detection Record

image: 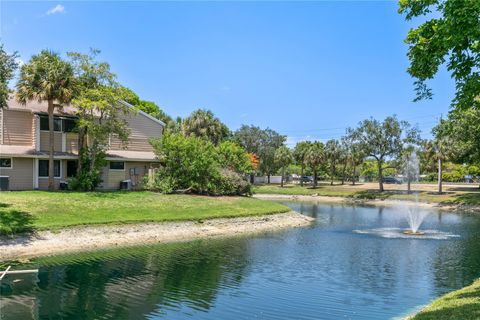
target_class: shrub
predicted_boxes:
[215,168,252,196]
[150,133,252,195]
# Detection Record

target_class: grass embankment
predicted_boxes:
[0,191,290,235]
[409,279,480,320]
[253,183,480,206]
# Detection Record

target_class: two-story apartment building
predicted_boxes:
[0,96,164,190]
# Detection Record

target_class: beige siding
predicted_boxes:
[37,160,67,190]
[101,161,150,190]
[66,133,79,154]
[0,158,34,190]
[109,111,163,152]
[2,110,34,146]
[39,131,63,152]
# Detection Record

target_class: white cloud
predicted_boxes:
[46,4,65,16]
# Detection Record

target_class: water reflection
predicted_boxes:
[2,202,480,320]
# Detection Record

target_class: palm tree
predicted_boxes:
[16,50,75,190]
[305,141,324,188]
[325,139,341,186]
[182,109,230,145]
[293,141,311,187]
[423,137,455,194]
[274,146,293,187]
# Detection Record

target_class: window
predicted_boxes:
[0,158,12,168]
[39,116,62,131]
[109,161,125,170]
[39,160,61,178]
[63,118,77,133]
[66,160,78,178]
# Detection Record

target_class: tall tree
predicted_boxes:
[293,141,312,186]
[305,141,324,188]
[431,118,463,193]
[343,129,365,185]
[182,109,230,145]
[0,44,19,108]
[216,141,252,174]
[399,0,480,111]
[234,125,286,183]
[16,50,75,190]
[274,146,293,187]
[353,116,419,192]
[68,50,130,190]
[324,139,342,186]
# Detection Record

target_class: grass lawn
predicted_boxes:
[253,183,480,206]
[0,191,290,235]
[410,279,480,320]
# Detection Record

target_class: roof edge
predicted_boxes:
[119,100,166,127]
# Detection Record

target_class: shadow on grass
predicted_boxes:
[85,191,126,199]
[449,193,480,206]
[412,302,480,320]
[349,190,395,200]
[0,209,36,236]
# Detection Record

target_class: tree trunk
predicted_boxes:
[281,167,284,187]
[267,174,270,184]
[47,100,55,191]
[341,163,347,185]
[377,160,384,192]
[313,170,318,188]
[407,180,411,194]
[300,164,304,187]
[438,158,443,194]
[330,166,334,186]
[77,126,86,176]
[352,165,356,185]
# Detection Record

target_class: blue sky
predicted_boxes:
[1,1,454,146]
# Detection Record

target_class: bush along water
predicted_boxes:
[149,133,253,196]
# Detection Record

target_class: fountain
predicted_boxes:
[353,151,459,240]
[402,151,428,235]
[403,204,429,235]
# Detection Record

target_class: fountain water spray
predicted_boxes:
[402,151,428,235]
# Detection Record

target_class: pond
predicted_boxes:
[2,201,480,320]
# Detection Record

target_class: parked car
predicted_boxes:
[300,176,313,183]
[382,177,402,184]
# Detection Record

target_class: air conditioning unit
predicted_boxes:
[120,179,132,190]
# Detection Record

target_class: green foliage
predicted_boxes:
[305,141,325,187]
[274,146,293,172]
[293,141,312,166]
[437,108,480,165]
[352,115,420,191]
[216,168,252,196]
[399,0,480,111]
[324,139,343,184]
[69,147,106,191]
[150,133,252,195]
[16,50,76,105]
[233,125,286,177]
[216,141,253,173]
[0,43,18,108]
[69,50,130,190]
[181,109,230,145]
[274,146,293,186]
[16,49,76,190]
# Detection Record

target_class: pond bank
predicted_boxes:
[254,194,480,213]
[0,211,313,262]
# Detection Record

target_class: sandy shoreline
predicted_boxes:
[0,211,313,262]
[254,194,480,213]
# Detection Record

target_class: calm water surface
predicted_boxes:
[2,202,480,320]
